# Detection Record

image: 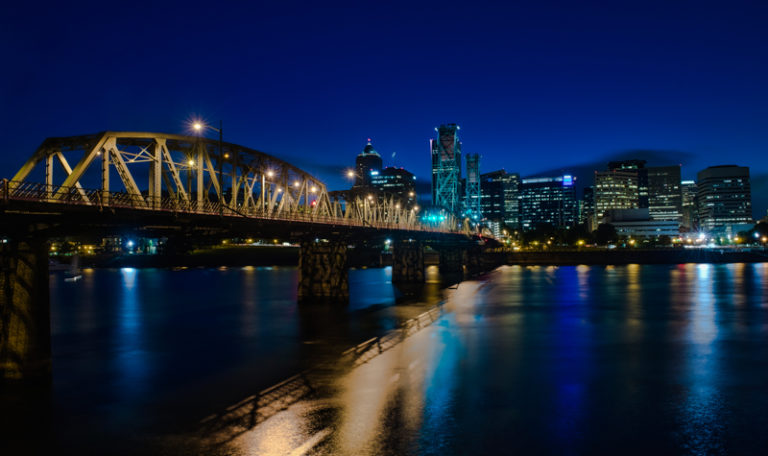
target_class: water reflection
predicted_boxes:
[38,263,768,455]
[115,267,147,397]
[674,264,725,454]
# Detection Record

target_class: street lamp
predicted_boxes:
[192,120,224,214]
[262,170,275,214]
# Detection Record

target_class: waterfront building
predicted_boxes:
[696,165,752,231]
[354,139,382,188]
[464,153,481,221]
[681,180,698,230]
[647,165,682,222]
[431,124,462,215]
[519,175,577,230]
[594,159,648,219]
[601,208,679,237]
[371,166,417,205]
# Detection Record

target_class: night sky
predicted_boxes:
[2,1,767,217]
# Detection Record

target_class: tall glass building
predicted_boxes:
[480,170,520,229]
[519,175,577,230]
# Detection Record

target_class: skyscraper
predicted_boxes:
[354,139,382,188]
[696,165,752,231]
[647,165,682,222]
[464,153,481,221]
[480,169,520,230]
[431,124,462,215]
[519,175,577,230]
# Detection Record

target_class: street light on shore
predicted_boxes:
[192,120,224,215]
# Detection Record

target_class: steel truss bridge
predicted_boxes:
[2,131,459,235]
[0,132,502,383]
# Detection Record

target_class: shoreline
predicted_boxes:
[49,245,768,270]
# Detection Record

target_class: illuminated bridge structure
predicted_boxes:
[0,132,501,382]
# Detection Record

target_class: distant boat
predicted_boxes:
[64,254,83,282]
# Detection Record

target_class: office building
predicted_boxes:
[371,167,417,205]
[431,124,462,215]
[602,208,679,238]
[579,186,596,230]
[480,170,520,229]
[696,165,752,231]
[647,165,682,222]
[519,175,577,230]
[681,180,698,230]
[594,159,647,219]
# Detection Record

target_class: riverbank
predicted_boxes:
[51,245,768,270]
[507,248,768,265]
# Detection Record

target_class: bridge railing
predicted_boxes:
[0,179,455,234]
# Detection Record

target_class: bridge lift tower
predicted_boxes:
[431,124,462,216]
[464,153,482,223]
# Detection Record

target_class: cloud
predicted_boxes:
[528,148,694,192]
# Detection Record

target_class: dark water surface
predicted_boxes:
[296,263,768,456]
[4,263,768,455]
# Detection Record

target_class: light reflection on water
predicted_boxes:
[262,263,768,456]
[42,263,768,455]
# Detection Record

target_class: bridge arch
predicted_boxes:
[10,131,335,218]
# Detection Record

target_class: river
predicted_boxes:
[3,263,768,454]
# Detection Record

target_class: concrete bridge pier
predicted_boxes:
[464,246,483,277]
[298,240,349,303]
[0,238,52,383]
[392,240,424,283]
[437,246,465,277]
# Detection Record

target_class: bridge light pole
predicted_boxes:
[263,170,274,214]
[192,120,224,215]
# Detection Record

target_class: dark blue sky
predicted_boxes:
[2,1,767,216]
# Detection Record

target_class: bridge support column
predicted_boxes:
[464,246,482,277]
[298,240,349,303]
[0,238,51,383]
[438,246,464,276]
[392,240,424,283]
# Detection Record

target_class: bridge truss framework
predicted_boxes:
[5,132,440,232]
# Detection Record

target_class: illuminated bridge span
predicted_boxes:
[3,131,441,230]
[0,132,502,383]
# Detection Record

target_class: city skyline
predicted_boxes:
[2,1,767,217]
